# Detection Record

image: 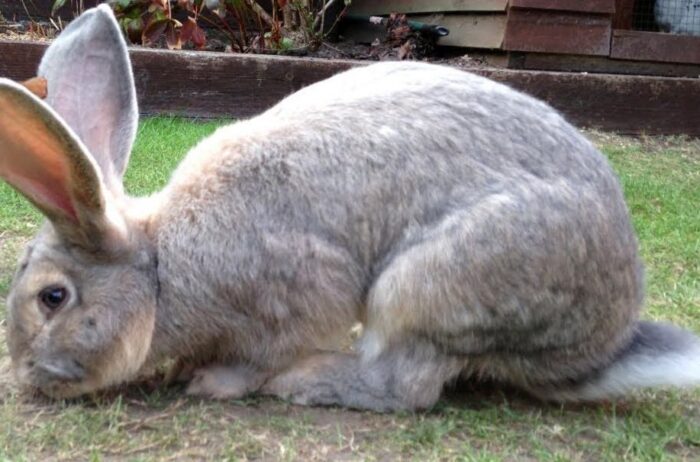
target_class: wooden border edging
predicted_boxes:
[1,40,699,135]
[0,41,359,118]
[475,69,700,135]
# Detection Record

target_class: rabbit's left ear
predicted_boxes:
[0,78,120,249]
[38,4,138,195]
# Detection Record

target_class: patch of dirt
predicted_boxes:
[0,15,495,72]
[0,19,55,42]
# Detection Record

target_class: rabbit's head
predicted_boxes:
[0,5,158,398]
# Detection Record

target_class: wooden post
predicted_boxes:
[613,0,635,30]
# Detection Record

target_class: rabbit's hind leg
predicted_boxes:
[360,193,536,362]
[259,193,551,411]
[261,342,463,411]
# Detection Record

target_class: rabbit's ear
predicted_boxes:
[0,79,122,248]
[38,4,138,194]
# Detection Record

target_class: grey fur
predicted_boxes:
[531,322,700,402]
[38,4,138,194]
[2,6,700,410]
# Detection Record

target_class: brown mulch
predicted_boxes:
[0,14,493,71]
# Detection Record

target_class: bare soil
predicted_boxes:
[0,16,496,71]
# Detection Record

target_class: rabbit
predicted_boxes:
[1,5,699,411]
[656,0,700,36]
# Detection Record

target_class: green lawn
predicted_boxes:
[0,119,698,461]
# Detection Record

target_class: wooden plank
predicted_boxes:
[1,40,699,135]
[341,13,506,49]
[348,0,508,15]
[504,9,612,56]
[0,41,358,118]
[611,30,700,65]
[477,68,700,134]
[466,51,511,67]
[0,41,46,79]
[612,0,636,29]
[508,52,700,78]
[509,0,615,14]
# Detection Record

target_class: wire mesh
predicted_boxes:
[631,0,657,30]
[636,0,700,35]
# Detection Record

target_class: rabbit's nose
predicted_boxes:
[35,358,86,382]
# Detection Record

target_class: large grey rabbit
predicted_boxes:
[1,5,698,411]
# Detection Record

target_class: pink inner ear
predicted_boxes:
[0,93,79,222]
[4,174,77,222]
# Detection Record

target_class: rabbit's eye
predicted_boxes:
[39,286,68,312]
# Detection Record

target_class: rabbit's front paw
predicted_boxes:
[186,364,266,400]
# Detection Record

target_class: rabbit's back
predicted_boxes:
[169,62,629,264]
[155,62,642,375]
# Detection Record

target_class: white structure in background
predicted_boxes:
[656,0,700,35]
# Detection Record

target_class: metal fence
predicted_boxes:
[636,0,700,35]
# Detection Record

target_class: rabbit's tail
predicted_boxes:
[539,321,700,402]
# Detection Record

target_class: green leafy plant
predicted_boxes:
[49,0,350,53]
[108,0,207,50]
[276,0,352,51]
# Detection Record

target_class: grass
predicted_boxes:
[0,118,698,460]
[595,134,700,329]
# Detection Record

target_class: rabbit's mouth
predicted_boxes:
[18,357,93,398]
[33,358,86,383]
